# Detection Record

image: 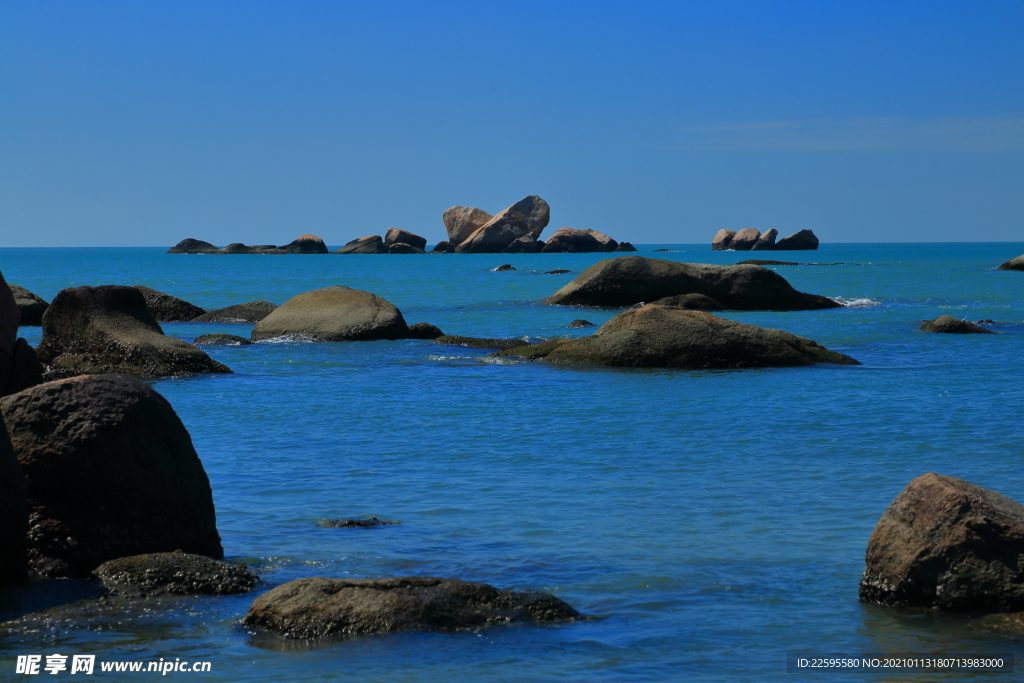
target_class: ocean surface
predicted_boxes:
[1,243,1023,682]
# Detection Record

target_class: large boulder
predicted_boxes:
[544,256,841,310]
[243,576,580,638]
[94,551,258,596]
[497,305,859,368]
[0,374,224,578]
[278,234,328,254]
[774,229,819,250]
[860,473,1024,612]
[1,274,43,397]
[192,301,277,323]
[455,196,551,253]
[0,414,27,585]
[997,254,1024,271]
[920,316,995,334]
[728,228,761,251]
[384,228,427,251]
[711,229,735,251]
[541,228,618,253]
[335,235,388,255]
[167,238,220,254]
[251,286,410,342]
[750,228,778,251]
[35,286,231,377]
[443,206,493,246]
[8,285,49,326]
[131,285,206,322]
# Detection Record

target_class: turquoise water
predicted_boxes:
[1,243,1023,681]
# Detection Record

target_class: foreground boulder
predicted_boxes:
[920,316,995,334]
[132,285,206,322]
[251,286,409,342]
[35,286,231,377]
[1,274,44,397]
[94,551,258,596]
[0,374,224,578]
[997,254,1024,271]
[497,305,859,368]
[384,228,427,251]
[455,196,551,253]
[711,229,735,251]
[8,285,49,326]
[244,576,580,638]
[279,234,328,254]
[192,301,277,323]
[860,473,1024,612]
[541,228,618,253]
[167,238,220,254]
[774,229,819,250]
[443,206,493,246]
[335,235,388,255]
[544,256,840,310]
[0,415,27,585]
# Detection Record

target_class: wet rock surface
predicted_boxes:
[93,551,258,596]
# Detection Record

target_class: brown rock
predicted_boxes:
[652,293,726,310]
[251,286,409,342]
[335,235,387,255]
[94,551,258,596]
[443,206,493,246]
[455,196,551,253]
[430,241,455,254]
[750,228,778,251]
[384,228,427,251]
[728,228,761,251]
[920,316,995,334]
[615,242,638,252]
[192,301,277,323]
[387,242,426,254]
[8,285,49,326]
[501,235,542,253]
[167,239,220,254]
[406,322,444,339]
[278,234,328,254]
[540,228,618,253]
[774,229,819,250]
[711,229,735,251]
[997,254,1024,271]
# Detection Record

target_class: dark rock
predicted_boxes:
[388,242,426,254]
[406,322,444,340]
[8,285,49,326]
[220,242,258,254]
[0,275,44,398]
[335,235,388,255]
[653,248,671,252]
[167,239,220,254]
[860,473,1024,612]
[497,305,860,369]
[131,285,207,322]
[430,241,455,254]
[711,229,735,251]
[541,228,618,253]
[94,551,258,596]
[384,228,428,251]
[920,316,995,334]
[35,286,231,377]
[774,229,819,250]
[997,255,1024,271]
[433,335,532,351]
[653,293,726,310]
[615,242,637,252]
[750,228,778,251]
[319,516,399,528]
[977,319,995,324]
[544,270,572,275]
[192,301,277,323]
[737,259,801,266]
[544,256,841,310]
[0,374,224,578]
[728,228,761,251]
[568,319,596,328]
[278,234,329,254]
[493,264,516,271]
[443,206,494,246]
[193,333,252,346]
[251,286,409,342]
[0,411,27,586]
[501,234,542,253]
[5,339,44,396]
[455,196,551,253]
[243,576,580,639]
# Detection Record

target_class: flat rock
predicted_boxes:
[750,228,778,251]
[860,473,1024,612]
[251,286,409,342]
[544,256,841,310]
[8,285,49,326]
[131,285,207,322]
[920,316,995,334]
[243,576,580,639]
[728,228,761,251]
[167,239,220,254]
[496,305,860,369]
[774,229,819,250]
[443,206,493,246]
[652,293,726,310]
[455,196,551,253]
[434,335,533,351]
[997,254,1024,271]
[35,286,231,377]
[384,228,427,251]
[335,235,388,255]
[406,322,444,339]
[0,374,224,578]
[192,301,277,323]
[278,234,328,254]
[94,551,258,596]
[541,228,618,253]
[711,229,735,251]
[193,333,252,346]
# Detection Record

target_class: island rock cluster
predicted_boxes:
[712,228,819,251]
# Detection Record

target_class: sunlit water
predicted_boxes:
[1,243,1023,681]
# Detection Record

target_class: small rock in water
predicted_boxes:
[544,269,571,274]
[193,333,252,346]
[568,319,596,328]
[920,315,995,334]
[493,264,516,271]
[434,335,533,351]
[319,516,399,528]
[94,551,259,596]
[976,319,995,324]
[406,322,444,339]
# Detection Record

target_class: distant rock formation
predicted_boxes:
[443,207,494,246]
[167,239,220,254]
[997,254,1024,271]
[711,229,735,251]
[710,228,819,251]
[751,228,778,251]
[278,234,328,254]
[454,196,551,253]
[774,229,819,250]
[384,228,427,252]
[168,234,329,254]
[251,286,411,342]
[335,235,388,254]
[541,228,619,253]
[728,229,761,251]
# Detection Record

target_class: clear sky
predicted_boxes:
[1,1,1022,247]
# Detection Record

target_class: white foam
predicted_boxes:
[831,296,881,307]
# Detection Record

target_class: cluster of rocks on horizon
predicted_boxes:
[711,228,819,251]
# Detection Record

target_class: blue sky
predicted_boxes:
[1,1,1021,247]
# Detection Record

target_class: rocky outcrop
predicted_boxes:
[131,285,207,322]
[35,286,231,377]
[243,576,580,638]
[167,239,220,254]
[568,319,596,328]
[434,335,532,351]
[774,229,819,250]
[335,235,388,254]
[94,551,258,596]
[430,241,455,254]
[920,316,995,334]
[278,234,328,254]
[751,228,778,251]
[455,196,551,253]
[652,293,726,310]
[388,243,426,254]
[9,285,49,326]
[1,274,44,398]
[615,242,637,252]
[384,228,427,252]
[860,473,1024,612]
[192,301,277,323]
[501,235,543,253]
[0,414,27,585]
[0,374,224,578]
[541,228,618,253]
[711,229,735,251]
[544,256,841,310]
[193,333,252,346]
[997,255,1024,271]
[728,228,761,251]
[443,206,493,246]
[251,286,409,342]
[497,305,859,368]
[406,322,444,339]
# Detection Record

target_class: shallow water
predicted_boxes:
[1,243,1023,681]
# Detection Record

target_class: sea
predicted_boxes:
[0,242,1023,682]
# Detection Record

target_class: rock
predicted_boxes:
[443,206,494,246]
[167,239,220,254]
[455,196,551,253]
[497,305,859,369]
[920,316,995,334]
[860,473,1024,612]
[131,285,207,322]
[335,235,388,255]
[8,285,49,326]
[774,229,819,250]
[93,551,258,596]
[4,339,44,396]
[728,228,761,251]
[997,255,1024,271]
[278,234,328,254]
[737,259,801,266]
[501,234,542,253]
[568,319,596,328]
[711,229,736,251]
[0,274,19,356]
[319,517,398,528]
[615,242,638,252]
[653,293,726,310]
[384,228,428,251]
[653,248,671,252]
[388,243,426,254]
[433,335,532,351]
[192,301,277,323]
[541,228,618,253]
[243,576,580,639]
[220,242,259,254]
[35,286,231,377]
[0,374,224,578]
[750,228,778,251]
[251,286,409,342]
[430,241,455,254]
[193,333,252,346]
[544,270,571,275]
[0,412,27,585]
[493,264,516,271]
[544,256,841,310]
[977,319,995,324]
[406,322,444,339]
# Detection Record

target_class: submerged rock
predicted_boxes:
[711,229,735,251]
[774,229,819,250]
[8,285,49,326]
[406,322,444,340]
[455,196,551,253]
[433,335,533,351]
[493,264,516,271]
[545,269,572,275]
[131,285,207,322]
[860,473,1024,612]
[94,551,258,596]
[278,234,328,254]
[541,228,618,253]
[243,576,580,638]
[192,301,277,323]
[319,517,399,528]
[167,239,220,254]
[251,286,409,342]
[997,254,1024,271]
[920,316,995,334]
[335,235,388,255]
[193,333,252,346]
[568,319,596,328]
[443,206,494,246]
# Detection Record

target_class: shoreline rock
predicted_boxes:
[997,254,1024,271]
[193,333,252,346]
